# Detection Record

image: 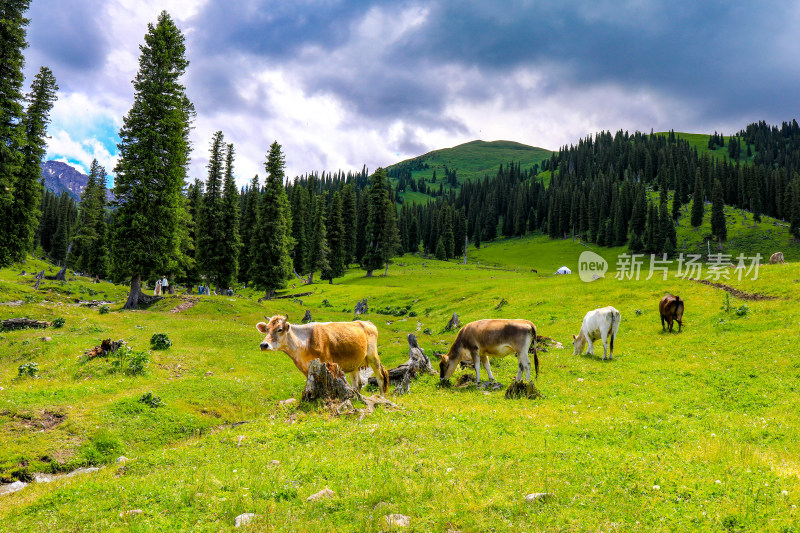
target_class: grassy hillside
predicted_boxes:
[388,140,553,204]
[2,240,800,531]
[655,132,753,164]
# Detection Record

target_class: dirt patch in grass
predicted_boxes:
[693,279,779,301]
[169,297,198,313]
[1,409,66,431]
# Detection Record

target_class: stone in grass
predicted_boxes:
[385,514,410,528]
[524,492,554,503]
[307,488,336,501]
[116,456,128,463]
[235,513,261,527]
[119,509,142,518]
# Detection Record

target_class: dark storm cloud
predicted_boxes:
[191,0,800,128]
[27,0,109,76]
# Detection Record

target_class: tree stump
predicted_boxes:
[33,270,45,290]
[1,318,48,331]
[354,298,369,315]
[302,310,312,323]
[301,359,354,403]
[368,333,435,394]
[85,339,126,359]
[44,266,67,281]
[444,313,461,331]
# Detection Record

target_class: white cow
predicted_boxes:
[572,306,621,360]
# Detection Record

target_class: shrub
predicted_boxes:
[423,328,433,335]
[111,346,150,376]
[735,304,750,317]
[139,392,163,408]
[321,299,333,308]
[52,317,65,328]
[150,333,172,350]
[18,362,38,377]
[98,305,110,314]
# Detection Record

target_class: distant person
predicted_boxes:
[227,287,233,296]
[161,275,169,294]
[198,284,204,295]
[154,279,162,296]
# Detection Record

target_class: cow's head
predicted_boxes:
[256,315,290,351]
[572,333,587,355]
[673,299,685,329]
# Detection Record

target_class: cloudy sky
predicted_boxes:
[23,0,800,188]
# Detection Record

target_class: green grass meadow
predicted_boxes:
[2,233,800,531]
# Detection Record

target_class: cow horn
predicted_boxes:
[264,315,270,320]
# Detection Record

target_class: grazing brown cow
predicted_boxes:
[659,294,684,332]
[439,319,538,384]
[256,316,389,395]
[769,252,785,264]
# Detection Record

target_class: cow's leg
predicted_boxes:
[600,330,609,360]
[480,355,495,382]
[364,338,388,396]
[661,315,666,331]
[608,330,615,360]
[668,318,673,333]
[516,337,533,381]
[347,370,361,391]
[472,351,482,383]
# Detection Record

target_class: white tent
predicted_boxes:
[555,266,572,275]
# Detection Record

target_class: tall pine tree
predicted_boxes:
[111,11,195,308]
[219,142,241,289]
[711,178,727,242]
[690,171,705,227]
[362,168,399,276]
[250,141,294,298]
[74,160,109,277]
[196,131,226,291]
[322,190,346,283]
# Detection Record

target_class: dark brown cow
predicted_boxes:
[439,319,538,383]
[659,294,684,332]
[256,316,389,395]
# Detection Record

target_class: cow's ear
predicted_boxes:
[256,322,268,333]
[572,334,577,340]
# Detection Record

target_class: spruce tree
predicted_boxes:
[111,11,195,309]
[184,179,203,286]
[196,131,226,290]
[250,141,294,298]
[790,178,800,240]
[322,191,346,283]
[306,194,329,283]
[408,216,419,253]
[341,184,357,265]
[290,187,309,273]
[660,201,677,256]
[435,238,446,260]
[51,191,71,263]
[74,160,109,277]
[219,142,241,289]
[10,67,58,263]
[238,175,259,281]
[0,0,30,267]
[690,171,705,227]
[362,168,399,276]
[711,178,727,242]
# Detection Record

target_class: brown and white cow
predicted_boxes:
[256,316,389,395]
[439,319,538,384]
[572,306,621,360]
[659,294,684,332]
[769,251,786,264]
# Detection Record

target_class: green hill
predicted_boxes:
[655,132,753,164]
[388,140,553,203]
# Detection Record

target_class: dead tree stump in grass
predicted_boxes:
[354,299,369,315]
[505,380,544,400]
[33,270,45,290]
[302,310,312,323]
[301,359,354,403]
[444,313,461,332]
[368,333,435,394]
[84,339,126,359]
[44,266,67,281]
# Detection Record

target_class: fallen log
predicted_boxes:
[274,291,314,300]
[1,318,49,331]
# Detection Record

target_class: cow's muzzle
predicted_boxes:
[260,342,271,351]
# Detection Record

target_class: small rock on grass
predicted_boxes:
[524,492,554,503]
[235,513,261,527]
[119,509,142,518]
[307,488,336,501]
[385,514,410,527]
[116,456,128,463]
[279,398,296,406]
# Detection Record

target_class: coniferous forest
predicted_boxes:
[3,1,800,307]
